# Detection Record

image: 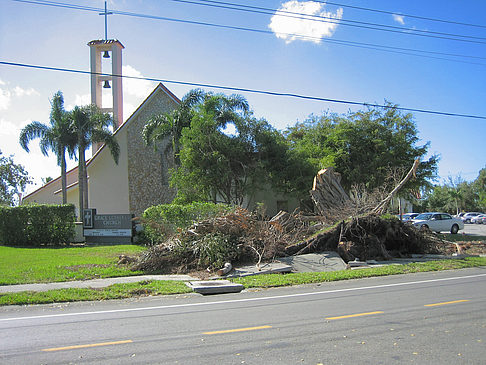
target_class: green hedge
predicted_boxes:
[141,202,233,245]
[0,204,75,246]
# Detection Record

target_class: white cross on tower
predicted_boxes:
[99,1,113,41]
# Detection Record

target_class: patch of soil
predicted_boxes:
[64,264,111,271]
[456,242,486,255]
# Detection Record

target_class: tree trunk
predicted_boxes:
[60,151,67,204]
[83,150,89,211]
[78,143,85,216]
[310,167,350,216]
[371,159,420,215]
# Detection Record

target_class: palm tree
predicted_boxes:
[142,89,249,165]
[70,104,120,213]
[19,91,75,204]
[142,89,207,165]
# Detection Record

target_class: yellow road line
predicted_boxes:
[41,340,133,352]
[424,300,469,307]
[326,311,384,320]
[203,325,272,335]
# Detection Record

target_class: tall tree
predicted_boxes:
[70,104,120,213]
[474,168,486,211]
[0,150,31,206]
[286,103,438,196]
[19,91,75,204]
[171,93,301,205]
[142,89,205,165]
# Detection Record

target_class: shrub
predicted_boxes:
[141,202,234,245]
[0,204,75,246]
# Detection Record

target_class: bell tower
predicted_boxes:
[88,39,124,129]
[88,1,123,152]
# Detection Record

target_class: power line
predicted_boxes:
[10,0,486,65]
[2,60,485,120]
[320,1,486,30]
[176,0,486,43]
[15,0,485,44]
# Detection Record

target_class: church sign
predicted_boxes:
[83,209,134,244]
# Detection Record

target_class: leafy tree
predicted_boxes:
[70,105,120,213]
[170,92,302,205]
[0,150,31,206]
[426,185,457,213]
[285,103,438,196]
[19,91,76,204]
[473,168,486,211]
[142,89,205,165]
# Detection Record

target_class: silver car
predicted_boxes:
[462,212,484,224]
[412,212,464,234]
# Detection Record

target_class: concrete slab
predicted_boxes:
[186,280,244,295]
[276,252,347,272]
[224,262,292,278]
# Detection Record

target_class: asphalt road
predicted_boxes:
[462,223,486,236]
[1,268,486,364]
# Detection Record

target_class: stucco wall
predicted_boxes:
[126,87,179,216]
[22,167,79,208]
[87,126,130,214]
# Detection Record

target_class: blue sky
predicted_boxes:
[1,0,485,195]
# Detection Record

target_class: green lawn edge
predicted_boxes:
[1,257,485,306]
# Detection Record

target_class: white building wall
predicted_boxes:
[87,126,130,214]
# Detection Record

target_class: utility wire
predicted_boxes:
[10,0,486,64]
[14,0,486,44]
[1,60,485,120]
[178,0,486,43]
[320,1,486,30]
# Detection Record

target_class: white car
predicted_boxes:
[472,214,486,224]
[397,213,419,221]
[412,212,464,234]
[462,212,484,224]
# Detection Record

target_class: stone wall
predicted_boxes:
[126,87,179,216]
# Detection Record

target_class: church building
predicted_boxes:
[22,39,180,217]
[22,38,297,217]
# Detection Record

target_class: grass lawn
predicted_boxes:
[0,280,192,306]
[0,245,145,285]
[1,256,485,306]
[437,233,486,242]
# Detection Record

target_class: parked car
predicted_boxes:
[411,212,464,234]
[472,214,486,224]
[398,213,419,221]
[462,212,484,224]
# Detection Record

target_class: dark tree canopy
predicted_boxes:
[285,103,439,196]
[171,92,297,205]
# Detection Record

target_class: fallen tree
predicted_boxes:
[283,215,448,262]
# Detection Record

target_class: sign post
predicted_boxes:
[83,209,133,244]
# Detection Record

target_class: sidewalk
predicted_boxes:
[0,275,199,294]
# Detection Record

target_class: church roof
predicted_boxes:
[87,39,125,48]
[22,82,180,201]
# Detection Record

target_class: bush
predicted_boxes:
[0,204,75,246]
[141,202,234,245]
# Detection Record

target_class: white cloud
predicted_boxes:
[0,118,19,137]
[0,87,11,111]
[123,102,136,120]
[0,81,39,111]
[74,94,91,107]
[392,14,405,25]
[13,86,39,97]
[269,1,343,44]
[123,65,156,98]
